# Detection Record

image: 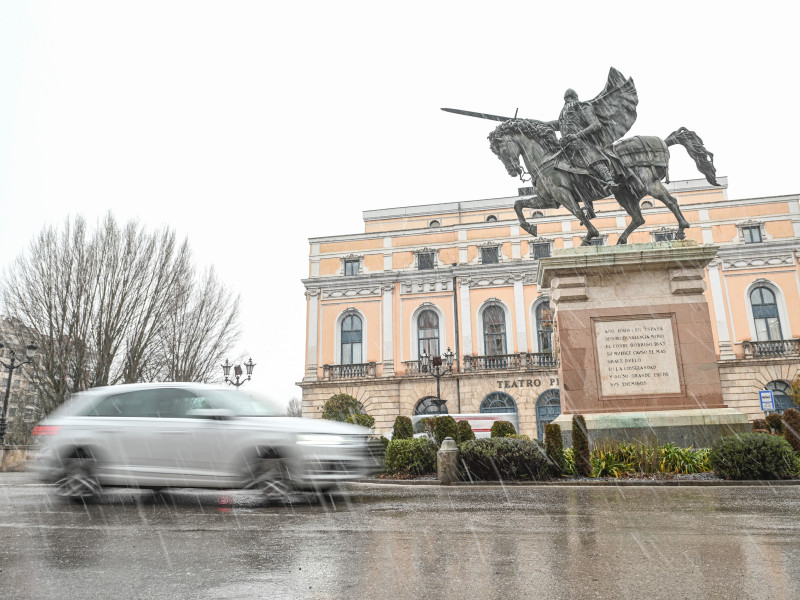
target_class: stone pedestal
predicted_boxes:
[538,241,748,447]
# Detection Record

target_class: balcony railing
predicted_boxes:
[322,362,377,380]
[742,339,800,358]
[463,352,556,372]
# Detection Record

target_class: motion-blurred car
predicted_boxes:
[32,383,379,500]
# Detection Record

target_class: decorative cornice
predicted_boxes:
[322,287,382,299]
[722,254,794,270]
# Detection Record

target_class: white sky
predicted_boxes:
[1,1,798,407]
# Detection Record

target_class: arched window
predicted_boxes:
[341,314,363,364]
[532,210,544,218]
[417,309,440,357]
[480,391,517,414]
[429,220,441,228]
[536,301,553,354]
[486,215,498,222]
[415,396,448,415]
[766,380,794,413]
[750,286,783,341]
[483,305,507,356]
[641,200,654,209]
[535,389,561,441]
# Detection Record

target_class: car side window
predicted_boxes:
[86,388,212,418]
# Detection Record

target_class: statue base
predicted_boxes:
[538,241,747,446]
[553,408,749,448]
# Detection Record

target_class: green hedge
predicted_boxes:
[456,420,476,442]
[572,415,591,477]
[392,416,413,440]
[490,420,516,438]
[710,433,797,480]
[544,423,565,473]
[782,408,800,453]
[345,413,375,429]
[460,437,554,481]
[426,415,458,445]
[384,438,437,477]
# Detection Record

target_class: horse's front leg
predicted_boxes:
[514,199,537,237]
[648,182,689,239]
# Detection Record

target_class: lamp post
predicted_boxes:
[420,347,455,414]
[0,341,38,445]
[221,357,256,387]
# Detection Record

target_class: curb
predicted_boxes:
[355,478,800,487]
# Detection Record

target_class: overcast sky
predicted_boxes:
[1,1,798,407]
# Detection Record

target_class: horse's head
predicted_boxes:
[488,119,559,179]
[489,126,523,178]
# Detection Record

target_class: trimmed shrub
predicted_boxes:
[460,437,554,481]
[384,438,437,477]
[544,423,565,472]
[429,415,459,445]
[392,416,413,440]
[572,415,591,477]
[456,420,475,443]
[490,420,517,438]
[322,394,362,422]
[710,433,796,480]
[766,413,784,434]
[752,419,769,433]
[345,413,375,429]
[782,408,800,453]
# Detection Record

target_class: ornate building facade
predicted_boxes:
[299,177,800,439]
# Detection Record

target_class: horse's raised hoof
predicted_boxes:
[676,231,686,240]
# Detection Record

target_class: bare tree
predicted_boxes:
[1,213,241,413]
[287,397,303,418]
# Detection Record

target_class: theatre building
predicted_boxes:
[298,177,800,439]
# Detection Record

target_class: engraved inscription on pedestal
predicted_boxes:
[594,317,681,397]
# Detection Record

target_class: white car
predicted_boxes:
[32,383,379,500]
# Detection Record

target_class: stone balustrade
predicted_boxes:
[741,339,800,358]
[463,352,556,371]
[321,362,377,380]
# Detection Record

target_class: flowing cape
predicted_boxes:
[585,67,638,149]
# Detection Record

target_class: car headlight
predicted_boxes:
[296,434,350,446]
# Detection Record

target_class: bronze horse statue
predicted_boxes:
[489,119,718,245]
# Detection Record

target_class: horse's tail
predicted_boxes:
[665,127,719,186]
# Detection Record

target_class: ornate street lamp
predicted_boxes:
[420,347,455,414]
[0,341,38,445]
[221,357,256,387]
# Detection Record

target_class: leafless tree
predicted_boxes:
[286,397,303,418]
[1,213,240,414]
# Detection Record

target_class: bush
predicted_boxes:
[544,423,565,473]
[752,419,769,432]
[766,413,784,434]
[572,415,591,477]
[782,408,800,453]
[490,420,517,438]
[710,433,797,480]
[322,394,362,422]
[345,413,375,429]
[460,437,554,481]
[456,420,475,442]
[562,447,576,475]
[428,415,459,446]
[384,438,437,477]
[392,416,413,440]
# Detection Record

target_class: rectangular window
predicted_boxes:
[418,252,434,270]
[653,231,676,242]
[532,242,551,259]
[589,237,605,246]
[480,247,499,264]
[743,226,762,244]
[344,259,359,276]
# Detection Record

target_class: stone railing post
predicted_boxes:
[437,437,460,485]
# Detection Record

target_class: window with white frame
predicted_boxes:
[531,240,551,259]
[750,286,782,341]
[340,314,363,364]
[343,259,360,276]
[535,301,553,354]
[417,250,435,270]
[742,225,762,244]
[417,309,440,357]
[480,246,500,264]
[483,305,507,355]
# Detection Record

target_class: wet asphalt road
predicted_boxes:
[1,474,799,600]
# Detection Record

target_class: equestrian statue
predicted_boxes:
[442,68,718,246]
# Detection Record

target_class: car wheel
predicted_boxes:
[245,458,293,500]
[55,451,102,500]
